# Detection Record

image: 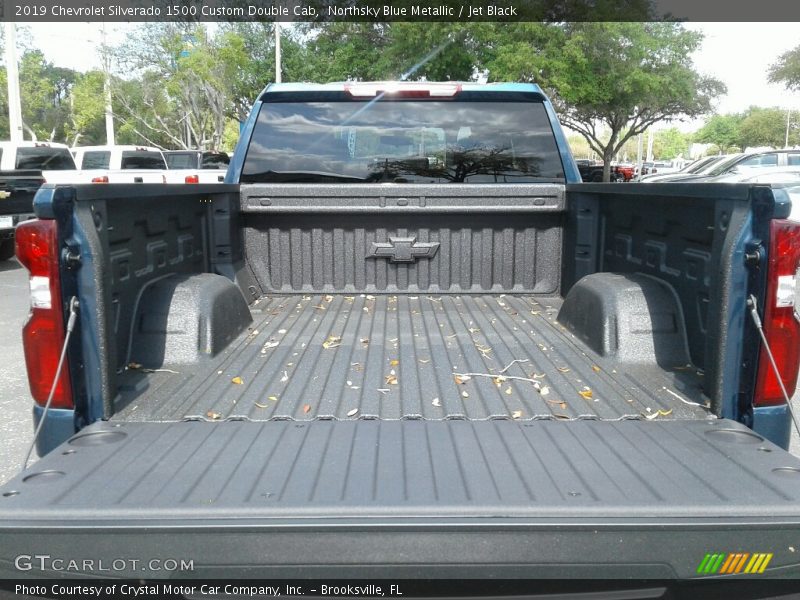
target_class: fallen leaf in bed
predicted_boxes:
[303,404,311,414]
[454,374,471,385]
[347,408,359,417]
[390,359,399,366]
[461,390,470,398]
[539,386,550,396]
[268,395,278,402]
[505,387,513,395]
[206,411,221,420]
[432,397,441,407]
[127,362,142,370]
[557,366,570,373]
[280,371,289,383]
[578,388,593,400]
[385,374,398,385]
[254,402,269,409]
[322,335,342,349]
[512,410,522,419]
[231,376,243,385]
[591,365,601,373]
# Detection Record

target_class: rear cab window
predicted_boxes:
[165,152,197,169]
[15,146,76,170]
[81,151,111,169]
[242,92,565,183]
[121,151,167,169]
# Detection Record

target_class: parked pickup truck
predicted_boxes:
[0,141,80,260]
[3,82,800,581]
[574,158,631,182]
[163,149,230,184]
[71,144,167,183]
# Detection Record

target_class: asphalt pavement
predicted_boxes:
[0,260,799,485]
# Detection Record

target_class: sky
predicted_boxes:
[16,21,800,131]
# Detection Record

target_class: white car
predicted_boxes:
[706,166,800,184]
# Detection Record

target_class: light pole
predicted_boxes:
[275,22,282,83]
[4,22,23,143]
[101,23,115,145]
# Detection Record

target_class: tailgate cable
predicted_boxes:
[22,296,79,470]
[747,294,800,439]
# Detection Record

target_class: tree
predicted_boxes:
[694,114,743,153]
[768,45,800,92]
[738,107,799,149]
[653,127,690,160]
[486,23,725,180]
[67,71,106,146]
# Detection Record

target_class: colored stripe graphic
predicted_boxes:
[698,552,773,574]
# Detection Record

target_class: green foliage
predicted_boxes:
[653,127,690,160]
[768,45,800,92]
[694,114,743,152]
[738,106,799,148]
[486,22,724,180]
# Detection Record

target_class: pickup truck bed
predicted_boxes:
[115,293,710,422]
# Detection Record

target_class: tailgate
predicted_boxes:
[3,419,800,578]
[0,173,43,216]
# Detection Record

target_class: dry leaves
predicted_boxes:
[389,359,399,366]
[385,374,398,385]
[461,390,470,398]
[303,404,311,414]
[432,397,441,407]
[323,335,342,349]
[454,374,471,385]
[512,410,523,419]
[578,388,593,400]
[557,366,571,373]
[645,408,673,420]
[206,411,221,420]
[346,408,359,417]
[254,402,269,409]
[591,365,601,373]
[231,376,244,385]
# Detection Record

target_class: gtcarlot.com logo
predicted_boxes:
[15,554,194,573]
[697,552,773,575]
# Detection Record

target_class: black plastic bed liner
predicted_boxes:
[2,418,800,578]
[113,294,711,422]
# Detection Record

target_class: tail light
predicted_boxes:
[184,174,199,184]
[91,175,109,183]
[15,219,73,409]
[754,219,800,406]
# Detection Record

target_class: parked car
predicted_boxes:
[575,158,627,182]
[0,141,80,260]
[639,155,727,182]
[658,150,800,183]
[163,150,230,184]
[3,82,800,580]
[704,165,800,184]
[71,145,167,183]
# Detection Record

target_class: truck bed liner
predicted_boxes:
[114,294,711,422]
[3,419,800,578]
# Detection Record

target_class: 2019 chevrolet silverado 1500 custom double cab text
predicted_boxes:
[2,82,800,579]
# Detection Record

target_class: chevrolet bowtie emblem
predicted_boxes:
[0,191,10,199]
[367,236,440,263]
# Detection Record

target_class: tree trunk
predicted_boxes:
[602,152,613,182]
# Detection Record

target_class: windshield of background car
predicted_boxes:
[15,147,76,170]
[201,153,230,169]
[242,99,565,183]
